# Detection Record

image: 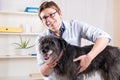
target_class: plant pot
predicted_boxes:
[14,48,30,55]
[21,49,30,55]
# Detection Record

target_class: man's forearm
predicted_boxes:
[87,37,109,60]
[40,63,53,76]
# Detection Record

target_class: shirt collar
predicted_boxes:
[60,22,65,36]
[49,22,65,37]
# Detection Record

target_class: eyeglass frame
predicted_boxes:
[40,11,57,21]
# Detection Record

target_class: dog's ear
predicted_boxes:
[59,38,68,50]
[38,36,44,43]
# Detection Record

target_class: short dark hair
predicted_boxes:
[38,1,61,19]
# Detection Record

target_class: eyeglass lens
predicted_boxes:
[42,12,56,20]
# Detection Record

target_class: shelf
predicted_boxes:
[0,76,43,80]
[0,11,38,16]
[0,33,39,36]
[0,55,36,59]
[29,73,43,80]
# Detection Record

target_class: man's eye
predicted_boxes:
[49,14,53,17]
[43,16,48,19]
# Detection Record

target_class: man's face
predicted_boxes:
[40,8,62,32]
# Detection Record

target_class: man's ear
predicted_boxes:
[58,10,62,16]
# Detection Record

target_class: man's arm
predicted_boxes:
[74,37,109,73]
[39,59,57,76]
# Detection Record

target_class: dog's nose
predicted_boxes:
[42,49,48,53]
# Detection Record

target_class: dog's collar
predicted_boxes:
[56,43,69,62]
[56,50,63,62]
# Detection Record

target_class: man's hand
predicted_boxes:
[73,54,92,73]
[40,58,57,76]
[46,58,57,68]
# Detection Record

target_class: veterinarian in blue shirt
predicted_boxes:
[36,1,111,80]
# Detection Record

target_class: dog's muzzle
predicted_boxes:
[41,49,53,60]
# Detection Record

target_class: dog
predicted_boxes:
[38,35,120,80]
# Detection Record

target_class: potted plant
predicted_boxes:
[13,36,35,55]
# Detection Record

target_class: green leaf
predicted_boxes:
[13,36,35,49]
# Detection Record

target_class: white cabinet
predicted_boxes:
[0,0,44,78]
[0,11,44,34]
[0,11,42,77]
[0,56,40,79]
[0,11,44,56]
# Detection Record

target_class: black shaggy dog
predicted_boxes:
[38,35,120,80]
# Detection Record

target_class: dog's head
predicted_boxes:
[38,35,67,63]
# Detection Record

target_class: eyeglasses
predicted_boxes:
[41,12,57,21]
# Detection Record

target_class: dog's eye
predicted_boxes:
[50,42,55,45]
[42,48,49,53]
[42,46,49,53]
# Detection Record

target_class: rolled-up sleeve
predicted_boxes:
[72,20,112,43]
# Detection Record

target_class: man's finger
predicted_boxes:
[78,67,85,74]
[73,57,81,62]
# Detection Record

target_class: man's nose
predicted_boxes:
[46,17,53,24]
[46,20,50,25]
[46,16,53,22]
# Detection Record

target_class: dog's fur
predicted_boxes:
[38,35,120,80]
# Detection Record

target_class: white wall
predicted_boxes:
[114,0,120,47]
[52,0,114,45]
